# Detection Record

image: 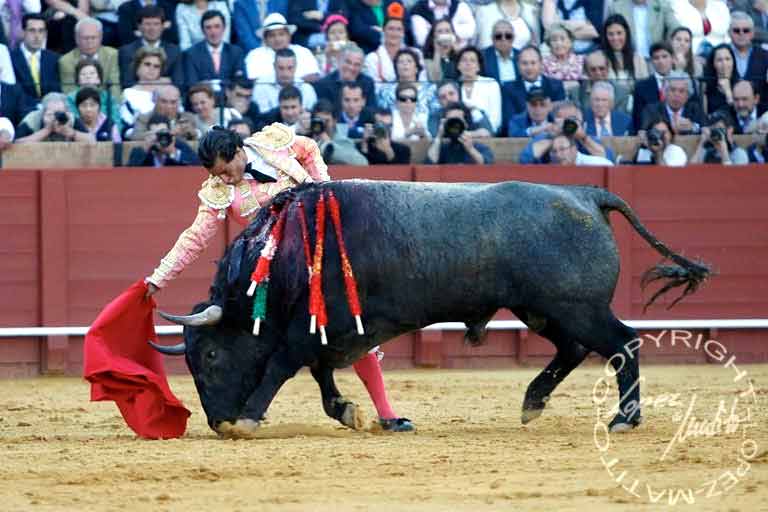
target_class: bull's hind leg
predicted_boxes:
[310,364,364,430]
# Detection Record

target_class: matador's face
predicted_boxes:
[209,147,247,185]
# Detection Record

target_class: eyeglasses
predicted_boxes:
[588,65,608,72]
[494,32,514,41]
[732,27,752,34]
[397,95,417,102]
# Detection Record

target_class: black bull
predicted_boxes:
[152,180,710,436]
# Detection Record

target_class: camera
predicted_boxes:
[366,122,390,144]
[54,111,69,124]
[646,128,664,147]
[562,117,579,137]
[155,130,173,149]
[709,127,725,143]
[443,117,466,140]
[310,117,326,136]
[436,33,456,45]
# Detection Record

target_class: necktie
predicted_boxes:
[6,0,23,48]
[212,48,221,74]
[29,52,40,96]
[600,118,609,137]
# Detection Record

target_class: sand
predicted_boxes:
[1,365,766,511]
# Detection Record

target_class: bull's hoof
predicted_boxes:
[340,401,365,430]
[521,396,549,424]
[609,414,643,433]
[217,418,261,439]
[521,407,544,424]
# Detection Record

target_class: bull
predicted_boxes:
[151,180,710,437]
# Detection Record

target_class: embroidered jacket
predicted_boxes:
[147,124,329,288]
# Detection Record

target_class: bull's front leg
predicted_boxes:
[310,364,364,430]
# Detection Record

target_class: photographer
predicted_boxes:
[691,109,750,165]
[746,115,768,163]
[127,114,200,167]
[549,134,613,166]
[426,102,494,165]
[308,99,369,165]
[357,108,412,165]
[16,92,94,143]
[632,116,688,166]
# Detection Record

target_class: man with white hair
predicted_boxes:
[313,43,376,112]
[58,17,120,100]
[244,13,319,84]
[584,81,632,138]
[639,71,705,136]
[729,11,768,111]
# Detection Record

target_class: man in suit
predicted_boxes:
[313,43,376,113]
[729,11,768,110]
[482,19,518,84]
[577,50,632,115]
[11,14,61,104]
[337,82,374,139]
[731,80,765,134]
[507,87,554,137]
[119,6,182,88]
[58,17,121,101]
[607,0,680,59]
[585,81,633,138]
[244,13,320,84]
[733,0,768,45]
[233,0,289,53]
[640,70,705,135]
[117,0,178,46]
[500,45,565,137]
[632,41,675,132]
[182,10,245,92]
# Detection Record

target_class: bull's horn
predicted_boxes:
[158,305,223,326]
[148,340,187,355]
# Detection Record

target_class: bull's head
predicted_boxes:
[150,302,279,434]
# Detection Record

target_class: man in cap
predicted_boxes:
[244,13,320,84]
[507,87,554,137]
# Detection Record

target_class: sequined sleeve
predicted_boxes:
[294,135,331,182]
[146,203,223,289]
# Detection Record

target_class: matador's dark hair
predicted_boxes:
[198,126,243,169]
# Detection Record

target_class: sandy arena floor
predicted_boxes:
[0,365,766,511]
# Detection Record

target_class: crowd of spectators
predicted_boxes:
[0,0,766,166]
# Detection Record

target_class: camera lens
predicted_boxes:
[310,118,325,135]
[562,117,579,137]
[54,111,69,124]
[443,117,466,139]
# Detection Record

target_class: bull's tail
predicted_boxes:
[591,188,712,311]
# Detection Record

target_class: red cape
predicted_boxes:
[83,280,191,439]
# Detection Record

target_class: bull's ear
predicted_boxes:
[148,340,187,356]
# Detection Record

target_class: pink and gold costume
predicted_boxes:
[147,124,330,289]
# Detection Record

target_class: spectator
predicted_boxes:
[245,13,320,84]
[732,0,768,45]
[376,47,434,113]
[549,133,614,165]
[541,0,601,55]
[542,22,586,95]
[314,43,376,112]
[257,84,309,132]
[577,49,632,115]
[691,108,750,164]
[347,0,389,55]
[224,77,260,127]
[640,70,705,135]
[670,26,703,81]
[252,48,318,113]
[232,0,288,53]
[227,116,254,138]
[600,15,649,89]
[746,114,768,162]
[309,97,369,164]
[482,19,518,84]
[182,10,245,93]
[66,59,121,129]
[176,0,230,51]
[632,42,676,131]
[500,45,565,135]
[474,0,540,51]
[118,6,182,88]
[16,91,93,142]
[44,0,89,54]
[88,0,124,48]
[11,14,61,103]
[315,14,349,77]
[72,86,120,141]
[671,0,731,58]
[188,82,241,134]
[729,11,768,111]
[0,77,31,126]
[422,18,459,82]
[287,0,347,49]
[732,80,764,134]
[426,101,494,164]
[364,10,412,86]
[632,115,688,166]
[59,17,121,101]
[390,81,430,141]
[0,0,40,50]
[584,81,632,138]
[607,0,681,60]
[130,84,199,141]
[337,81,374,139]
[127,113,200,166]
[702,43,737,114]
[117,0,178,47]
[507,87,554,138]
[120,47,171,137]
[428,79,493,137]
[456,46,502,134]
[409,0,476,49]
[357,106,412,164]
[520,100,612,164]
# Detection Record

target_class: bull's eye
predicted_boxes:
[206,350,217,360]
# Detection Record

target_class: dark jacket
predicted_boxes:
[584,109,633,137]
[359,139,411,164]
[500,76,565,136]
[482,45,518,84]
[10,47,61,101]
[313,70,377,112]
[0,82,35,126]
[117,0,179,46]
[639,100,706,135]
[632,76,662,131]
[287,0,348,48]
[127,138,200,166]
[182,41,245,91]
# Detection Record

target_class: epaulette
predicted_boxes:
[198,176,234,219]
[246,123,295,152]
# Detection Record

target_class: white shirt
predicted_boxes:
[391,109,430,141]
[411,0,476,48]
[496,49,516,82]
[245,44,320,83]
[0,42,15,84]
[461,76,502,133]
[575,152,614,166]
[251,80,317,113]
[633,4,650,58]
[671,0,731,56]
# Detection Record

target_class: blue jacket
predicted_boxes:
[233,0,288,53]
[584,109,633,137]
[182,41,245,90]
[481,45,518,85]
[500,76,565,137]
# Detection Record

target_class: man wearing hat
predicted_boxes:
[507,87,554,138]
[244,13,320,84]
[233,0,288,53]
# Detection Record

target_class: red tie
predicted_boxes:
[212,48,221,74]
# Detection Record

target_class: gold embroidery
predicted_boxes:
[247,123,295,151]
[198,176,234,213]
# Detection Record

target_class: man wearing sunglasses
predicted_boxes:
[482,20,518,85]
[729,11,768,111]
